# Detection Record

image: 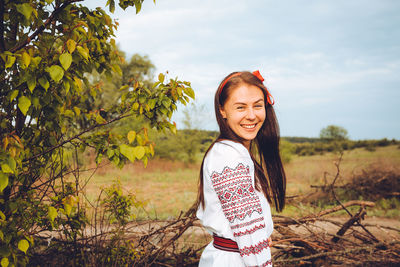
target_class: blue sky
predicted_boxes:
[86,0,400,139]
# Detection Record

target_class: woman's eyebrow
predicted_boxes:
[233,98,264,105]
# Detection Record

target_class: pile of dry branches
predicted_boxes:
[122,154,400,266]
[115,199,399,266]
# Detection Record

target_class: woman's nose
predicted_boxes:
[246,108,256,120]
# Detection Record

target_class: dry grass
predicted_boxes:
[81,145,400,219]
[285,145,400,195]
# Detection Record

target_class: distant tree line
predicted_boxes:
[150,125,399,161]
[290,138,398,156]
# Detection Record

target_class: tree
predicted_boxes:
[179,103,205,163]
[320,125,349,141]
[0,0,194,265]
[78,50,155,129]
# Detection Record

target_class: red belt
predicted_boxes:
[213,234,240,253]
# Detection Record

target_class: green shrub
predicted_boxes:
[365,145,376,152]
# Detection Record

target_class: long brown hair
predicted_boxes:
[196,71,286,212]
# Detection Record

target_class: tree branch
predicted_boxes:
[24,113,131,162]
[275,240,400,264]
[10,0,83,53]
[332,207,366,242]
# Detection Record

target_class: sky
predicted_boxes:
[85,0,400,140]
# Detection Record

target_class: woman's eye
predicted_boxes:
[237,106,245,110]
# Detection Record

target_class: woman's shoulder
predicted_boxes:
[209,140,248,157]
[204,140,251,172]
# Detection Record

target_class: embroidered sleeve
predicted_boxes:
[210,162,272,266]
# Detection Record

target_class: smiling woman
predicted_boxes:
[195,71,286,266]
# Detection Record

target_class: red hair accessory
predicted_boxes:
[252,70,274,105]
[218,70,275,105]
[252,70,264,82]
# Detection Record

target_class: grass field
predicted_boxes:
[83,145,400,219]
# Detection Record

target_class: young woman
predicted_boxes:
[196,71,286,267]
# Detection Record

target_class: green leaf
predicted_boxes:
[0,231,3,241]
[0,173,8,193]
[1,164,13,174]
[39,76,50,91]
[48,206,57,222]
[158,73,165,83]
[112,64,122,76]
[59,53,72,70]
[95,114,106,124]
[108,0,115,13]
[73,106,81,116]
[5,55,15,68]
[45,0,54,4]
[66,39,76,53]
[0,211,5,220]
[127,131,136,144]
[32,97,39,108]
[63,80,71,94]
[73,77,83,92]
[134,146,145,159]
[162,98,171,108]
[132,102,139,111]
[64,204,72,216]
[184,87,195,99]
[1,257,9,267]
[64,110,74,117]
[107,149,114,158]
[7,158,16,171]
[46,65,64,82]
[143,156,148,168]
[135,1,142,14]
[136,135,143,145]
[27,77,36,93]
[148,99,157,109]
[18,96,31,116]
[120,144,135,162]
[76,46,89,60]
[18,239,29,254]
[21,52,31,68]
[119,85,129,91]
[9,90,18,102]
[31,56,42,67]
[16,4,34,20]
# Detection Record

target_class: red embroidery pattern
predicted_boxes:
[231,217,264,230]
[240,239,270,257]
[233,223,265,237]
[211,163,263,223]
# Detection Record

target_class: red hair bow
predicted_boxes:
[252,70,264,82]
[253,70,274,105]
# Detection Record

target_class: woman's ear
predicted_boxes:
[219,106,227,119]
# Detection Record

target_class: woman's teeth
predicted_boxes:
[242,124,256,129]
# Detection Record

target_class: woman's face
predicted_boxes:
[220,83,266,149]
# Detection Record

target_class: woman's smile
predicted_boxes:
[241,123,257,129]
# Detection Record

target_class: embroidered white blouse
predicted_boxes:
[197,140,274,267]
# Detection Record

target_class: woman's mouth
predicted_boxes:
[241,124,257,129]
